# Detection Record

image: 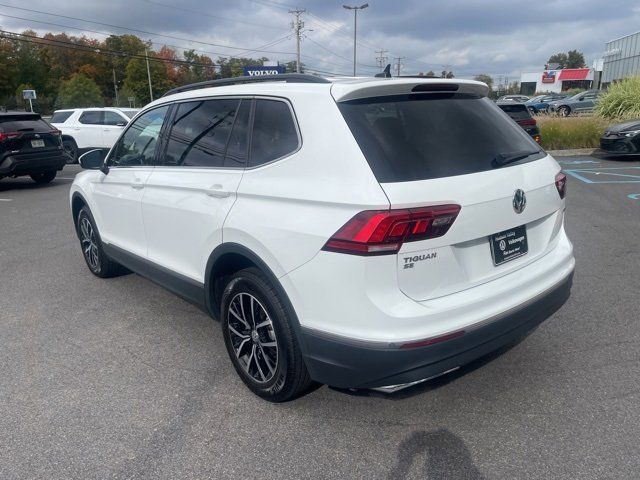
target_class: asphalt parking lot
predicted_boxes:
[1,155,639,479]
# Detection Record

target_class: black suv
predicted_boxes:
[0,111,67,183]
[497,102,541,144]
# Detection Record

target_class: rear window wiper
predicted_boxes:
[492,150,542,167]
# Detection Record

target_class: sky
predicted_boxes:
[0,0,638,82]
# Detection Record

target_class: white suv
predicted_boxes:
[51,107,139,163]
[70,75,574,402]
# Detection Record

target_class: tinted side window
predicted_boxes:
[79,111,102,125]
[249,99,299,167]
[109,106,169,167]
[164,99,239,167]
[224,99,251,167]
[50,111,73,123]
[103,111,127,126]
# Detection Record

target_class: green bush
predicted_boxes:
[537,115,608,150]
[596,77,640,119]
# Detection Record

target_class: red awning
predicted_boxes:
[558,68,590,81]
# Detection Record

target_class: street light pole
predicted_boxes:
[343,3,369,76]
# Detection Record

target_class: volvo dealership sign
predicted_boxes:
[243,65,286,76]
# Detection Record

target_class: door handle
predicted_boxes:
[205,184,230,198]
[130,179,144,190]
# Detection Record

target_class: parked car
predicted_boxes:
[597,119,640,155]
[548,90,602,116]
[51,107,140,163]
[0,111,67,184]
[70,74,574,402]
[525,94,567,114]
[497,101,541,143]
[497,95,530,103]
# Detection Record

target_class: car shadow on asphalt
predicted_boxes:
[330,327,536,401]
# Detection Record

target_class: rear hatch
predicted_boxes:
[0,114,62,159]
[334,80,564,301]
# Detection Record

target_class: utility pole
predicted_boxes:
[394,57,404,77]
[375,49,388,69]
[289,9,306,73]
[145,49,154,102]
[112,68,119,107]
[343,3,369,76]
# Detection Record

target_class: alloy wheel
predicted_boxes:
[79,216,100,271]
[227,292,279,384]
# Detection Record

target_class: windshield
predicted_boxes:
[338,93,544,183]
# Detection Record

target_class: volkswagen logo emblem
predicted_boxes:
[513,189,526,214]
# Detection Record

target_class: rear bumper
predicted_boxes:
[0,150,67,177]
[300,272,573,389]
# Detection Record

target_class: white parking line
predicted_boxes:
[0,198,13,202]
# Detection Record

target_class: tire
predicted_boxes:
[30,171,56,184]
[558,106,571,117]
[221,267,314,402]
[62,139,78,164]
[76,206,128,278]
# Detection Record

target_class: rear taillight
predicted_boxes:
[517,118,537,126]
[49,129,61,136]
[322,204,461,256]
[0,132,22,142]
[532,134,541,144]
[555,172,567,199]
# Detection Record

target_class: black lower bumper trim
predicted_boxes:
[0,152,67,176]
[300,273,573,389]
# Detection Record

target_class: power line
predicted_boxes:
[0,3,296,55]
[306,37,378,69]
[0,13,286,61]
[0,30,219,69]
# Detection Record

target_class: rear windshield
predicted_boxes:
[50,111,73,123]
[0,115,52,133]
[339,93,543,183]
[497,103,531,120]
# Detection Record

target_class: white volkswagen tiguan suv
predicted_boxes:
[70,74,574,402]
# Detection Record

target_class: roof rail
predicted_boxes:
[162,73,331,97]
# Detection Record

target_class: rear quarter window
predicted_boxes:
[249,99,299,167]
[338,93,543,183]
[497,103,531,121]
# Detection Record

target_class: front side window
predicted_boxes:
[163,99,239,167]
[249,99,299,167]
[79,111,102,125]
[109,106,169,167]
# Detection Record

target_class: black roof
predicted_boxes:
[162,73,331,97]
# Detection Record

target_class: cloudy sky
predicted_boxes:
[1,0,638,81]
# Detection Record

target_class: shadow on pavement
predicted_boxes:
[387,428,486,479]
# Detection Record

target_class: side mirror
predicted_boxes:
[78,149,108,174]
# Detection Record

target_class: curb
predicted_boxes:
[546,148,596,157]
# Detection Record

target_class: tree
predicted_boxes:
[56,73,103,108]
[123,53,172,105]
[547,50,586,69]
[474,74,493,90]
[424,70,436,78]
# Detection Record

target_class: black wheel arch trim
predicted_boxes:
[205,243,309,353]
